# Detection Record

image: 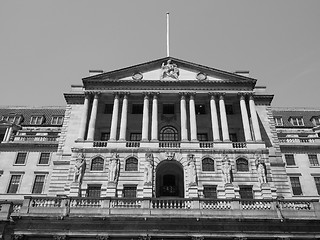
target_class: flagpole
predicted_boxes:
[166,12,170,57]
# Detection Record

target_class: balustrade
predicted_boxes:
[13,135,59,142]
[199,142,214,148]
[93,141,108,147]
[159,141,181,148]
[279,137,320,144]
[70,198,102,208]
[200,199,232,210]
[279,200,312,210]
[30,197,62,208]
[126,141,140,148]
[240,200,272,210]
[152,199,191,209]
[232,142,247,148]
[111,198,141,208]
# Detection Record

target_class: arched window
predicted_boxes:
[236,158,249,172]
[202,158,214,171]
[125,157,138,171]
[91,157,104,171]
[160,126,178,141]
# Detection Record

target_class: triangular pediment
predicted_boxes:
[83,57,257,84]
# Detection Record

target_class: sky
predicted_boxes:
[1,0,320,108]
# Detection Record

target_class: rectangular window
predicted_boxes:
[15,153,27,165]
[274,117,283,126]
[308,154,319,166]
[290,117,304,126]
[104,104,113,114]
[285,154,295,166]
[86,185,101,197]
[195,104,206,115]
[163,104,175,114]
[197,133,208,141]
[312,117,320,126]
[30,116,44,125]
[239,185,253,199]
[314,177,320,195]
[290,177,302,195]
[132,104,143,114]
[229,133,238,142]
[203,185,217,198]
[51,116,64,125]
[7,175,21,193]
[32,175,45,194]
[1,115,21,124]
[123,185,137,198]
[100,132,110,141]
[130,133,142,141]
[225,105,234,115]
[39,153,50,165]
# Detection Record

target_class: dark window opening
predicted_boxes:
[290,177,302,195]
[229,133,238,142]
[197,133,208,141]
[100,132,110,141]
[15,153,27,165]
[130,133,142,141]
[125,157,138,171]
[225,105,234,115]
[202,158,214,171]
[160,126,178,141]
[91,157,104,171]
[239,185,253,199]
[203,185,217,198]
[39,153,50,165]
[132,104,143,114]
[32,175,45,194]
[104,104,113,114]
[236,158,249,172]
[86,185,101,197]
[285,154,295,166]
[195,104,206,115]
[163,104,175,114]
[123,185,137,198]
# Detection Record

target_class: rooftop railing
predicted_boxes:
[13,135,59,142]
[278,137,320,144]
[4,197,319,220]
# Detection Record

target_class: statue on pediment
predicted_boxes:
[160,60,179,79]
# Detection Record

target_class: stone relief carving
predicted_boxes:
[221,155,232,184]
[255,155,267,184]
[144,153,154,185]
[160,60,179,80]
[165,152,175,161]
[109,153,120,183]
[73,152,86,185]
[187,154,197,186]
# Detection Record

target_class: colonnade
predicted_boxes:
[78,92,262,142]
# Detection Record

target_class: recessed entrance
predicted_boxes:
[156,160,184,198]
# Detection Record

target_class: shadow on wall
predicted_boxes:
[258,115,273,147]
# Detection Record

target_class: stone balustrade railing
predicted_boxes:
[159,141,181,148]
[232,142,247,148]
[13,135,59,142]
[278,137,320,144]
[93,141,108,147]
[199,142,214,148]
[2,197,319,220]
[126,141,140,148]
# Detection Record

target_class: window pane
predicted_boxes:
[308,154,319,166]
[225,105,234,115]
[290,177,302,195]
[197,133,208,141]
[195,104,206,115]
[15,153,27,164]
[101,132,110,141]
[237,159,249,171]
[86,186,101,197]
[125,158,138,171]
[39,153,50,164]
[91,157,104,171]
[132,104,143,114]
[130,133,142,141]
[163,104,175,114]
[32,175,45,194]
[104,104,113,114]
[202,158,214,171]
[239,186,253,199]
[203,185,217,198]
[7,175,21,193]
[285,154,295,166]
[123,186,137,198]
[160,126,178,141]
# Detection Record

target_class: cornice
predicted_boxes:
[0,142,59,152]
[64,93,84,104]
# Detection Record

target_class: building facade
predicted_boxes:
[0,57,319,239]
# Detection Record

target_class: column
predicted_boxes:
[78,93,90,140]
[180,93,188,141]
[209,94,220,141]
[3,127,9,142]
[141,94,149,141]
[219,94,230,141]
[4,127,13,142]
[151,93,159,141]
[189,94,198,141]
[239,94,252,141]
[109,94,120,141]
[119,94,129,141]
[87,93,99,141]
[249,95,262,141]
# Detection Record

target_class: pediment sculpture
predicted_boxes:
[160,60,179,80]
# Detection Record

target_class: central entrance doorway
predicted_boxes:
[156,160,184,198]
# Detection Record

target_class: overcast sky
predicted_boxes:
[1,0,320,107]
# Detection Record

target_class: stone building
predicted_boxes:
[0,57,319,239]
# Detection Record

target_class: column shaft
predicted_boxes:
[87,93,99,141]
[210,95,220,141]
[180,95,188,141]
[109,94,120,141]
[151,94,158,141]
[141,94,149,141]
[189,95,198,141]
[78,94,90,140]
[249,96,262,141]
[3,127,9,142]
[219,94,230,141]
[240,95,252,141]
[119,95,128,141]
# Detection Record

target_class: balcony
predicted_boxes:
[13,135,59,142]
[6,197,319,220]
[278,137,320,145]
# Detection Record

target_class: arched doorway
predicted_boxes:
[156,160,184,198]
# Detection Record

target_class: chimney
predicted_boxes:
[234,71,250,77]
[89,70,103,77]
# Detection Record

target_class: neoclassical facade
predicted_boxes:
[0,57,319,239]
